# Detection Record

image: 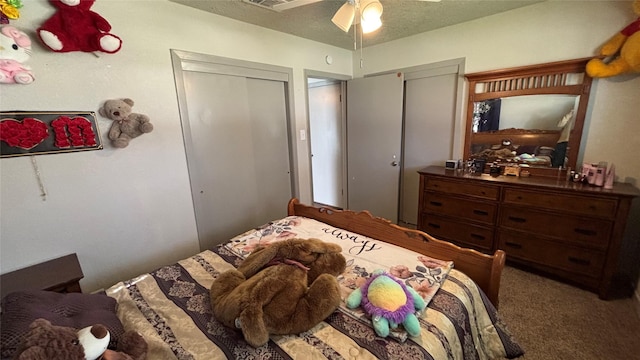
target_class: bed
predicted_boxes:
[468,128,561,167]
[101,198,523,359]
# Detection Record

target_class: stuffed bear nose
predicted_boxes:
[113,111,120,116]
[90,324,109,339]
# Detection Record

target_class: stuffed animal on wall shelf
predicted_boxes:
[37,0,122,54]
[210,238,346,347]
[13,318,148,360]
[586,0,640,78]
[0,25,34,84]
[346,269,426,338]
[99,98,153,148]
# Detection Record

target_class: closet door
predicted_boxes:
[401,71,458,226]
[347,73,404,222]
[175,56,293,251]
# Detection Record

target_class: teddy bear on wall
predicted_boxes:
[0,25,34,84]
[37,0,122,54]
[210,238,346,347]
[13,318,147,360]
[586,0,640,78]
[99,98,153,148]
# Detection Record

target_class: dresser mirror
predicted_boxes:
[463,57,595,177]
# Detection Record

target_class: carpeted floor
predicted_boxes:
[498,266,640,360]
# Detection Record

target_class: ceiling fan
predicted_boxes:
[332,0,441,34]
[242,0,441,35]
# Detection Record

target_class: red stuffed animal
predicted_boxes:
[37,0,122,54]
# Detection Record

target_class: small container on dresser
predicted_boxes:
[417,166,640,299]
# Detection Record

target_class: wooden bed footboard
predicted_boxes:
[287,198,505,308]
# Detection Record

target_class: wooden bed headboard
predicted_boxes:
[471,128,561,148]
[287,198,506,308]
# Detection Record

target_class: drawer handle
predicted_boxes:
[574,228,597,236]
[429,201,443,207]
[473,209,489,216]
[427,223,441,229]
[504,241,522,249]
[508,216,527,223]
[470,233,485,241]
[568,256,591,266]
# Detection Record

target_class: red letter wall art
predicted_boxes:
[0,111,103,157]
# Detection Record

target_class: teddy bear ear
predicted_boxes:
[123,98,134,107]
[236,244,280,278]
[304,238,342,254]
[29,318,52,329]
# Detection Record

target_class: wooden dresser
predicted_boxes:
[417,166,639,299]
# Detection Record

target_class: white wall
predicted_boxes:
[0,0,352,292]
[1,0,639,300]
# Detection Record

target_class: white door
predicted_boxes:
[347,73,404,222]
[400,72,458,226]
[308,81,343,208]
[174,53,293,251]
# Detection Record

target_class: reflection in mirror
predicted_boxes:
[463,58,595,176]
[472,95,579,132]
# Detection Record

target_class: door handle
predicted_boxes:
[391,161,399,166]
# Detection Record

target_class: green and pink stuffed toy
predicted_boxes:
[346,269,426,338]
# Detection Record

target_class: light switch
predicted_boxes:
[300,129,306,141]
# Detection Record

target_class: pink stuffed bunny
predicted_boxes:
[0,25,34,84]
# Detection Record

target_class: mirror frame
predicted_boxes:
[463,57,595,177]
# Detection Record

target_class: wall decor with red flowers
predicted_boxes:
[0,111,103,158]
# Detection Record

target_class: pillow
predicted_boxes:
[0,290,125,359]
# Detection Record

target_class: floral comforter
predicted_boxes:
[107,216,523,360]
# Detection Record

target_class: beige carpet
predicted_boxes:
[498,266,640,360]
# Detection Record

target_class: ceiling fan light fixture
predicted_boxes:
[359,0,383,22]
[361,16,381,33]
[331,2,356,32]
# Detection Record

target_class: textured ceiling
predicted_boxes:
[170,0,543,50]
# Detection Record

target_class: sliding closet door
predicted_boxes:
[175,55,293,251]
[347,73,404,222]
[400,69,458,226]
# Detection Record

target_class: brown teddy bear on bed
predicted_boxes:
[13,318,147,360]
[210,238,346,347]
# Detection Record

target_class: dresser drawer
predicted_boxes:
[503,189,617,218]
[498,232,606,278]
[420,214,494,251]
[425,178,499,200]
[422,191,497,224]
[499,206,612,250]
